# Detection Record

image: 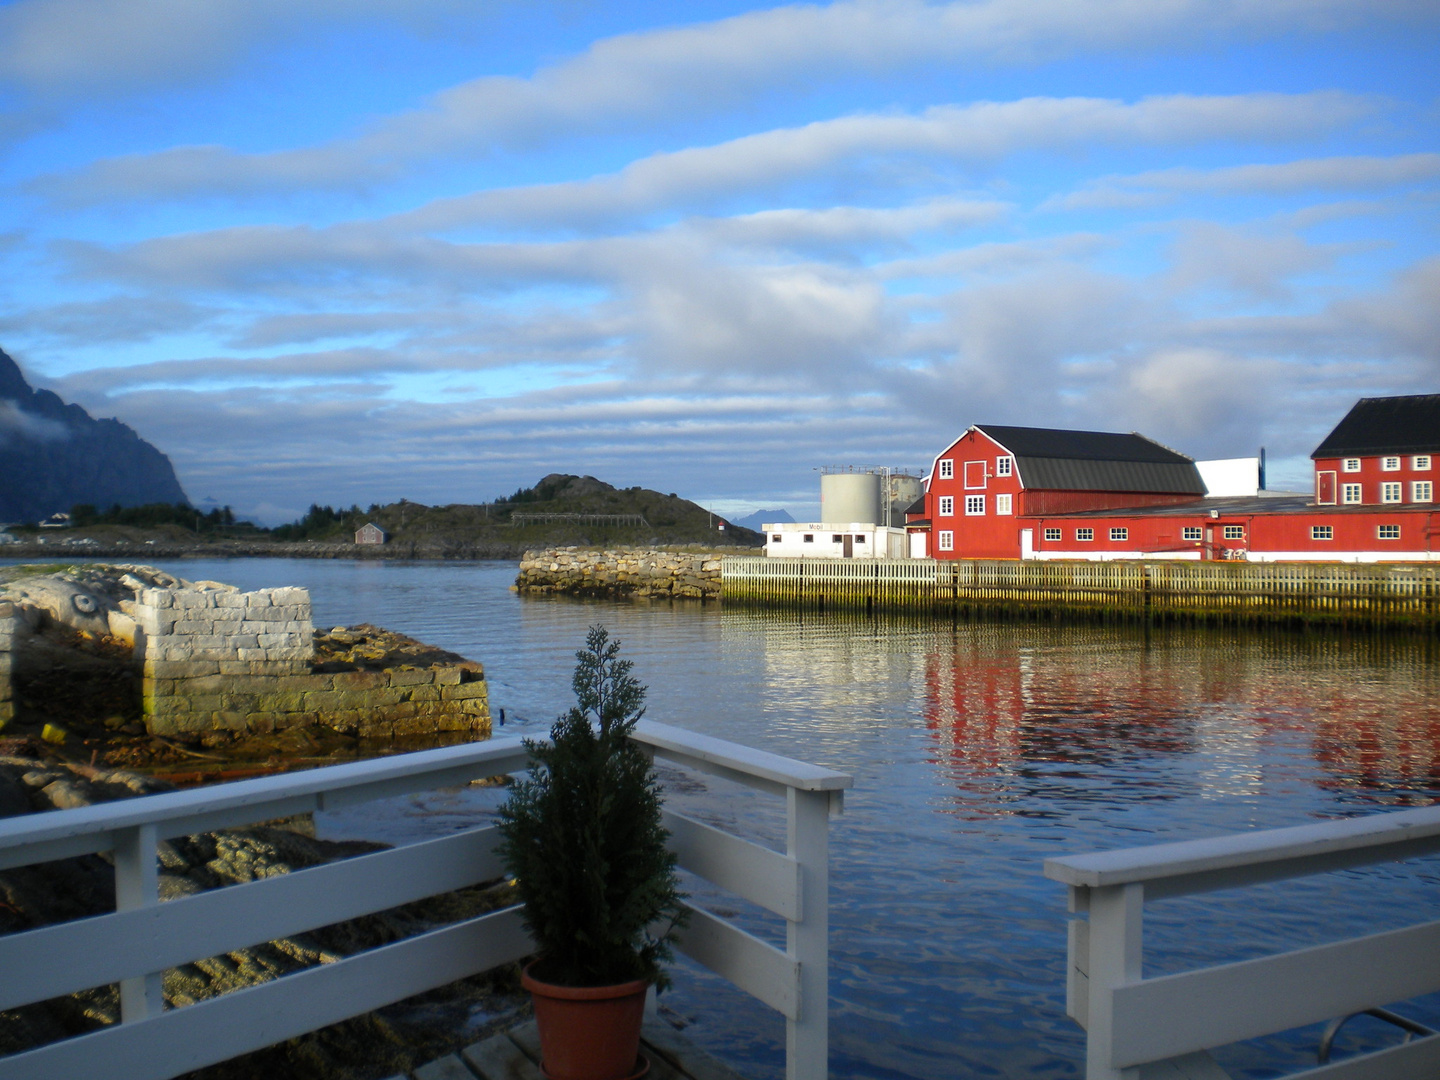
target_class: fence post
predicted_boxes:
[1084,882,1143,1080]
[114,822,163,1022]
[787,788,830,1080]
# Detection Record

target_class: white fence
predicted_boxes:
[0,721,851,1080]
[1045,805,1440,1079]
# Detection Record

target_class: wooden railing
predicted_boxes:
[722,556,1440,628]
[1045,806,1440,1079]
[0,722,851,1080]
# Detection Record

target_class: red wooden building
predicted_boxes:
[909,394,1439,562]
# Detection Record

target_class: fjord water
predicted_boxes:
[71,560,1440,1077]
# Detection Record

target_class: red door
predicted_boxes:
[964,461,988,488]
[1316,471,1336,504]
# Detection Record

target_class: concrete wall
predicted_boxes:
[516,548,723,598]
[129,585,489,738]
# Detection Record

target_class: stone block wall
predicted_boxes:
[516,548,723,599]
[129,585,489,739]
[0,601,21,725]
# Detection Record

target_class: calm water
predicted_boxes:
[12,557,1440,1078]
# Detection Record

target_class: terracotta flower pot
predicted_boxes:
[522,962,650,1080]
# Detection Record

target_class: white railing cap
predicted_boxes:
[632,720,852,792]
[1044,803,1440,889]
[0,735,532,852]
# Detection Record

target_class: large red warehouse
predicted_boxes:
[907,394,1439,562]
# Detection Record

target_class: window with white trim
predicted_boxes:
[1076,528,1094,542]
[1342,483,1362,505]
[1182,526,1202,540]
[1343,459,1361,472]
[938,458,953,480]
[803,533,814,543]
[832,534,844,543]
[1043,528,1061,541]
[995,494,1013,515]
[1311,525,1333,540]
[995,456,1013,477]
[1414,481,1434,503]
[965,495,985,515]
[938,496,954,517]
[771,534,782,543]
[1382,457,1401,471]
[1377,524,1400,540]
[1415,456,1432,471]
[855,535,866,543]
[1381,482,1402,503]
[1223,525,1245,540]
[937,530,954,551]
[1109,527,1128,541]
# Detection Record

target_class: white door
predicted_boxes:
[1020,528,1034,560]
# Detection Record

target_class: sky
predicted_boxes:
[0,0,1437,524]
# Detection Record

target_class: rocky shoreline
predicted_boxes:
[515,547,731,599]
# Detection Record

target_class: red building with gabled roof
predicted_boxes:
[909,394,1439,562]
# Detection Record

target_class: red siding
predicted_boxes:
[1313,454,1436,507]
[1020,491,1199,515]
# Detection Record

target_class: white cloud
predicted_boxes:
[1167,222,1347,302]
[24,0,1426,202]
[1047,153,1440,210]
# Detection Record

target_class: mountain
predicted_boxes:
[734,508,794,531]
[0,347,189,524]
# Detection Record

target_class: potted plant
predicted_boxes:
[498,626,687,1080]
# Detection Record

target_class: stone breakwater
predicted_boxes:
[516,547,726,599]
[133,584,490,738]
[0,602,18,724]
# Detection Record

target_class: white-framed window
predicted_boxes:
[855,534,866,543]
[1377,524,1401,540]
[995,494,1013,515]
[1342,483,1363,505]
[1415,455,1432,471]
[1311,525,1333,540]
[1382,456,1401,471]
[1076,528,1094,542]
[965,495,985,515]
[771,534,782,543]
[803,533,814,543]
[1414,481,1434,503]
[938,458,953,480]
[1182,526,1202,540]
[831,534,844,543]
[1343,458,1362,472]
[937,530,954,551]
[1109,527,1128,541]
[996,456,1013,477]
[1223,525,1245,540]
[938,496,954,517]
[1043,528,1061,541]
[1381,482,1403,503]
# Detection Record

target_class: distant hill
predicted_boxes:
[0,347,188,524]
[734,508,794,531]
[281,474,765,550]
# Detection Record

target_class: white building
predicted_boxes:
[763,522,910,559]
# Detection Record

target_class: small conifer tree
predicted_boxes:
[498,626,686,988]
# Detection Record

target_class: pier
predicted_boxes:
[721,556,1440,630]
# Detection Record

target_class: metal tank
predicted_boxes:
[820,471,882,525]
[886,474,923,526]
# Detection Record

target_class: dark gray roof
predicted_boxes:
[975,425,1205,495]
[1311,394,1440,458]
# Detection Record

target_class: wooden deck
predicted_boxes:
[396,1019,750,1080]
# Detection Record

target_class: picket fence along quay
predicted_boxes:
[1045,805,1440,1080]
[0,721,852,1080]
[721,556,1440,629]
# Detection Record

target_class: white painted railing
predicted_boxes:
[1045,805,1440,1080]
[0,721,851,1080]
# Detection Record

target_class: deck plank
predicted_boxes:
[414,1053,480,1080]
[641,1021,749,1080]
[461,1033,544,1080]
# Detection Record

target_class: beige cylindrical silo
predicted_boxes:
[820,472,882,525]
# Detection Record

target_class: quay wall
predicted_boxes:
[721,556,1440,630]
[516,547,725,599]
[0,602,21,724]
[130,585,490,738]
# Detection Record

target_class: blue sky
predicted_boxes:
[0,0,1436,523]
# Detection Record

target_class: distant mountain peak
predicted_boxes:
[0,346,189,523]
